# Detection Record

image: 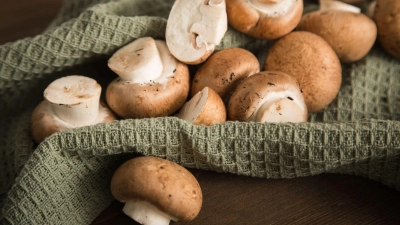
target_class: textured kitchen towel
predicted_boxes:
[1,0,400,224]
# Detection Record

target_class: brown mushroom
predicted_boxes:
[165,0,228,65]
[31,75,116,144]
[373,0,400,60]
[177,87,227,126]
[263,31,342,113]
[296,0,377,63]
[225,0,304,40]
[110,156,203,225]
[106,37,190,119]
[190,47,260,105]
[228,71,308,123]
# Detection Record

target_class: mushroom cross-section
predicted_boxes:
[228,71,308,123]
[110,156,203,225]
[166,0,228,65]
[225,0,303,40]
[31,75,116,144]
[106,37,190,119]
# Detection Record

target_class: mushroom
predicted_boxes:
[228,71,307,123]
[296,0,377,63]
[110,156,203,225]
[190,47,260,105]
[225,0,304,40]
[372,0,400,60]
[165,0,228,65]
[31,75,116,144]
[263,31,342,113]
[177,87,227,126]
[106,37,190,119]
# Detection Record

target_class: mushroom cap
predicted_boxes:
[110,156,203,222]
[228,71,308,122]
[31,100,116,144]
[177,87,227,126]
[296,7,377,63]
[106,39,190,119]
[373,0,400,59]
[190,47,260,104]
[263,31,342,113]
[166,0,228,65]
[225,0,303,40]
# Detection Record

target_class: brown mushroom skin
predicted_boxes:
[296,10,377,63]
[191,47,260,104]
[264,31,342,113]
[106,62,190,119]
[310,0,365,6]
[228,71,307,122]
[111,156,203,222]
[373,0,400,60]
[225,0,303,40]
[31,101,116,144]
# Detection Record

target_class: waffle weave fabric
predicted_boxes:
[1,0,399,224]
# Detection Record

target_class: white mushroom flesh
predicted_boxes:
[123,200,177,225]
[177,88,208,122]
[166,0,227,63]
[108,37,163,83]
[44,75,101,126]
[108,38,178,86]
[249,91,307,122]
[319,0,361,13]
[249,0,297,17]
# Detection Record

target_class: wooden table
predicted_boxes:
[1,1,400,224]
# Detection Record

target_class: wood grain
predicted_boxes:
[1,1,400,224]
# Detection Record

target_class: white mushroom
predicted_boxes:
[106,37,190,119]
[110,156,203,225]
[31,75,116,144]
[165,0,228,65]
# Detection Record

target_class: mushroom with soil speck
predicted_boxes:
[31,75,116,144]
[106,37,190,119]
[110,156,203,225]
[228,71,308,123]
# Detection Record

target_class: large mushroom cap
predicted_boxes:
[191,47,260,104]
[166,0,228,65]
[228,71,307,123]
[106,38,190,119]
[297,0,377,63]
[31,75,116,144]
[263,31,342,113]
[111,156,203,224]
[373,0,400,60]
[225,0,303,40]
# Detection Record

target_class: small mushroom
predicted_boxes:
[228,71,308,123]
[165,0,228,65]
[110,156,203,225]
[31,75,116,144]
[296,0,377,63]
[263,31,342,113]
[106,37,190,119]
[177,87,227,126]
[372,0,400,60]
[190,47,260,105]
[225,0,304,40]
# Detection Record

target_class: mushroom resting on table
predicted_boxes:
[106,37,190,119]
[110,156,203,225]
[228,71,308,123]
[31,75,116,144]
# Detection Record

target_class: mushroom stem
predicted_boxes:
[365,0,376,18]
[123,201,174,225]
[319,0,361,13]
[249,0,294,17]
[44,75,101,126]
[256,98,305,123]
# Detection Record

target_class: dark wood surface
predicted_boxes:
[2,1,400,224]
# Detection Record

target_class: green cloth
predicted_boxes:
[1,0,399,224]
